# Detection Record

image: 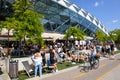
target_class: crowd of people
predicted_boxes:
[29,40,115,77]
[0,40,115,77]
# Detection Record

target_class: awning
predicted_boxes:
[0,35,13,40]
[84,36,93,40]
[42,32,64,40]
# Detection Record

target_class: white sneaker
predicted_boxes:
[51,70,55,73]
[56,69,58,72]
[72,62,76,64]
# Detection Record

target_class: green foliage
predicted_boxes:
[1,17,16,30]
[110,29,120,44]
[13,0,44,45]
[0,23,2,32]
[95,29,109,43]
[18,62,79,80]
[64,26,85,40]
[1,0,44,46]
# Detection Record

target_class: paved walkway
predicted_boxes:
[0,54,117,80]
[25,56,108,80]
[25,65,79,80]
[0,58,10,80]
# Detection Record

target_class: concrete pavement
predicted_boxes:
[25,55,111,80]
[0,54,119,80]
[0,58,10,80]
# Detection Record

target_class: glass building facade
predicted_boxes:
[1,0,109,36]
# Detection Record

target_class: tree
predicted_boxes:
[13,0,44,45]
[64,26,85,40]
[0,23,2,33]
[110,29,120,44]
[95,29,109,43]
[1,0,44,46]
[1,17,18,56]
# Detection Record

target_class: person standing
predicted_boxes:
[110,43,115,59]
[110,43,114,55]
[0,44,5,57]
[40,47,46,66]
[49,46,58,72]
[31,49,42,77]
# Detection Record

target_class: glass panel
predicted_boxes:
[48,6,58,13]
[69,10,78,17]
[88,23,97,32]
[58,5,69,13]
[84,28,92,36]
[77,24,86,31]
[73,5,81,12]
[34,1,47,13]
[64,1,72,7]
[95,20,99,25]
[89,16,93,21]
[81,18,91,27]
[78,15,84,23]
[70,15,79,24]
[82,11,87,17]
[39,0,46,3]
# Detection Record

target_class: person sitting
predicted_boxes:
[71,51,77,64]
[66,49,72,62]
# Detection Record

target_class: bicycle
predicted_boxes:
[80,55,100,72]
[90,56,99,69]
[79,58,90,72]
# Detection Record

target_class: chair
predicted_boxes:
[22,61,33,77]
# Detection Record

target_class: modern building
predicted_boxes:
[0,0,109,37]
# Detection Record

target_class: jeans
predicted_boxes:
[89,54,96,63]
[89,54,96,68]
[34,63,42,77]
[13,49,19,56]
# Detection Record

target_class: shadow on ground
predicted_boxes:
[0,67,3,75]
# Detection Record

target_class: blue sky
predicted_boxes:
[69,0,120,31]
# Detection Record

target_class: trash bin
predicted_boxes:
[9,60,18,79]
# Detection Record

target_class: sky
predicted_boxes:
[69,0,120,31]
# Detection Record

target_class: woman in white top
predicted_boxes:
[32,49,42,77]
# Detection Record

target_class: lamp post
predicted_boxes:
[7,29,10,58]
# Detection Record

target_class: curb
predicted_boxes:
[26,53,120,80]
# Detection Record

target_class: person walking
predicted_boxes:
[31,49,42,77]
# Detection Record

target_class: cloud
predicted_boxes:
[112,20,118,23]
[94,1,104,7]
[94,2,99,7]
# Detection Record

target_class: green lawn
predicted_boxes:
[18,62,80,80]
[17,50,120,80]
[114,50,120,54]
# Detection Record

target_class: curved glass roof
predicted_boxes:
[3,0,109,36]
[52,0,109,35]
